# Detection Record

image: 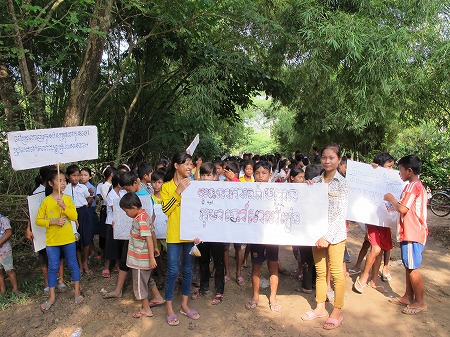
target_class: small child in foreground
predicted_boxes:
[120,192,157,318]
[384,154,428,315]
[0,214,19,294]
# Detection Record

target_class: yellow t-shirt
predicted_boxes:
[36,194,78,246]
[161,179,190,243]
[239,176,255,182]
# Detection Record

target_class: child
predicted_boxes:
[98,166,116,257]
[384,154,428,314]
[102,168,121,278]
[239,160,255,182]
[0,214,19,294]
[191,154,203,180]
[354,153,396,293]
[26,165,66,293]
[64,164,94,275]
[119,192,157,318]
[36,169,83,311]
[161,152,199,326]
[138,163,154,195]
[245,161,280,312]
[302,144,347,330]
[213,159,226,181]
[80,167,100,260]
[191,163,225,305]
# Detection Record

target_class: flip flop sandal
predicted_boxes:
[381,273,392,282]
[323,316,343,330]
[212,294,224,305]
[180,309,200,320]
[245,300,258,310]
[354,276,367,294]
[402,306,428,315]
[166,314,179,326]
[133,310,154,318]
[40,301,54,312]
[236,276,245,286]
[301,310,327,321]
[269,302,281,312]
[348,269,361,276]
[56,283,67,292]
[149,299,165,307]
[388,297,409,306]
[102,269,111,278]
[74,295,84,304]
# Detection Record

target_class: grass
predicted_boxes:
[0,272,44,311]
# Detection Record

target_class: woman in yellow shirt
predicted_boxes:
[36,170,83,311]
[161,152,199,326]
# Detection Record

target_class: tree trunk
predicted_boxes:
[63,0,114,126]
[0,58,24,130]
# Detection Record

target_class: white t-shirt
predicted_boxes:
[64,183,90,207]
[105,188,126,225]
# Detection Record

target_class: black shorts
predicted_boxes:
[250,244,279,264]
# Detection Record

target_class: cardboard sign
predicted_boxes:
[113,195,154,240]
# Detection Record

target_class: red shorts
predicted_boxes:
[367,225,393,251]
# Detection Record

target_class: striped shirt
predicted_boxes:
[126,211,153,270]
[399,180,428,245]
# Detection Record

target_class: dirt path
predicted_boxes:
[1,214,449,337]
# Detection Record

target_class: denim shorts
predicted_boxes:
[0,251,14,271]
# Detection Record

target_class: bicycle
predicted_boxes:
[430,189,450,217]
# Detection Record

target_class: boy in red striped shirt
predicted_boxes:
[120,192,157,318]
[384,154,428,315]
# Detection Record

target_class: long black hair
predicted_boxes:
[164,152,192,182]
[44,169,62,196]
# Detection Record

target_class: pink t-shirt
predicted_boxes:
[398,180,428,244]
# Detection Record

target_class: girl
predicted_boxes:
[80,167,100,260]
[302,144,348,330]
[64,164,93,275]
[239,161,255,182]
[161,152,199,326]
[98,166,115,256]
[36,169,83,311]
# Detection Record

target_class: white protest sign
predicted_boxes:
[7,126,98,170]
[346,160,405,228]
[180,181,329,246]
[153,204,167,239]
[28,193,47,252]
[113,195,154,240]
[186,134,199,155]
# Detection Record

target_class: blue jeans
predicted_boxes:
[164,243,194,301]
[46,243,80,287]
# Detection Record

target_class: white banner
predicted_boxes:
[153,204,168,239]
[180,181,329,245]
[28,193,47,252]
[346,160,405,228]
[113,195,154,240]
[7,126,98,170]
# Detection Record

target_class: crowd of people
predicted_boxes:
[0,144,429,330]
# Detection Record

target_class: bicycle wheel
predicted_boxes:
[430,192,450,217]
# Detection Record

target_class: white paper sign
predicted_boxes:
[153,204,168,239]
[180,181,329,245]
[346,160,405,228]
[113,195,154,240]
[28,193,47,252]
[7,126,98,170]
[186,134,199,155]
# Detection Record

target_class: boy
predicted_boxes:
[384,155,428,314]
[191,163,225,304]
[138,163,154,195]
[245,161,280,312]
[0,214,19,294]
[120,193,157,317]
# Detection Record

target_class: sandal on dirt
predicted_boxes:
[102,269,111,278]
[402,306,428,315]
[191,290,203,300]
[74,295,84,304]
[83,269,93,276]
[236,276,245,286]
[269,302,281,312]
[224,275,231,283]
[354,276,367,294]
[323,316,343,330]
[381,273,392,282]
[133,310,153,318]
[40,301,54,312]
[348,269,361,276]
[245,300,258,310]
[180,309,200,320]
[388,297,409,306]
[166,314,179,326]
[56,283,67,292]
[212,294,224,305]
[149,299,165,307]
[301,310,327,321]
